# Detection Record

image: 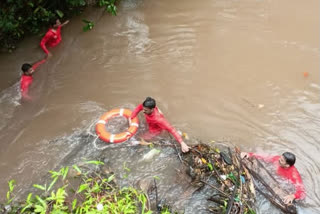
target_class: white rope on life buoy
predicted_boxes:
[92,135,112,150]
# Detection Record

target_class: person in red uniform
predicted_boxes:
[20,58,47,101]
[241,151,305,204]
[129,97,190,153]
[40,19,69,56]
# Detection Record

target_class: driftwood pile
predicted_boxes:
[99,140,298,213]
[181,144,256,214]
[178,144,297,214]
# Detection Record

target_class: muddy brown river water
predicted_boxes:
[0,0,319,213]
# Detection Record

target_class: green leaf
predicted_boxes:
[47,176,59,192]
[62,167,69,180]
[36,195,47,206]
[153,176,160,180]
[73,165,82,174]
[56,188,67,202]
[21,204,32,213]
[34,204,46,213]
[107,174,115,182]
[34,7,40,14]
[106,5,112,13]
[83,25,90,32]
[7,198,13,204]
[86,178,93,182]
[6,191,10,200]
[8,180,15,192]
[82,19,94,32]
[123,162,131,172]
[227,172,237,184]
[33,184,46,191]
[85,160,104,165]
[49,170,60,178]
[207,163,213,171]
[35,196,47,213]
[111,6,117,16]
[56,10,64,18]
[47,191,56,201]
[247,208,256,214]
[26,193,33,203]
[77,184,88,193]
[72,199,77,210]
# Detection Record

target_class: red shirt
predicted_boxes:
[20,59,46,98]
[248,153,306,200]
[20,75,33,97]
[40,26,62,54]
[130,104,183,143]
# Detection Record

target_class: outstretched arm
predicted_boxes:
[291,168,306,200]
[60,20,69,27]
[40,31,52,55]
[130,104,143,119]
[283,173,305,204]
[158,118,182,143]
[32,58,47,71]
[241,152,279,164]
[158,118,189,152]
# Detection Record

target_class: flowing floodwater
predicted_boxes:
[0,0,319,213]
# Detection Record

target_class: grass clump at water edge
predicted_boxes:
[0,160,162,214]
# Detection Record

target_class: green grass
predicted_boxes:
[2,161,153,214]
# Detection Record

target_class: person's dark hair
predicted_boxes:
[282,152,296,166]
[143,97,156,109]
[21,63,32,73]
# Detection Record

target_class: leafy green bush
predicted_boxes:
[0,0,118,51]
[2,160,153,214]
[82,19,95,32]
[98,0,117,16]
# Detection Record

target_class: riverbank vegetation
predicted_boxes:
[0,0,117,51]
[1,141,296,213]
[1,160,160,214]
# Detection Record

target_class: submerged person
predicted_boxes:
[20,58,47,101]
[241,151,305,204]
[129,97,190,153]
[40,19,69,56]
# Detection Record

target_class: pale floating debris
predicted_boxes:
[130,140,140,146]
[142,149,161,161]
[220,175,227,180]
[97,203,103,211]
[182,132,189,140]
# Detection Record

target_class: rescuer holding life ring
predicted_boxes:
[128,97,190,153]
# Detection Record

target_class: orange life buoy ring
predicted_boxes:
[95,108,139,143]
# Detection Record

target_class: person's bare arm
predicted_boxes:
[60,20,69,27]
